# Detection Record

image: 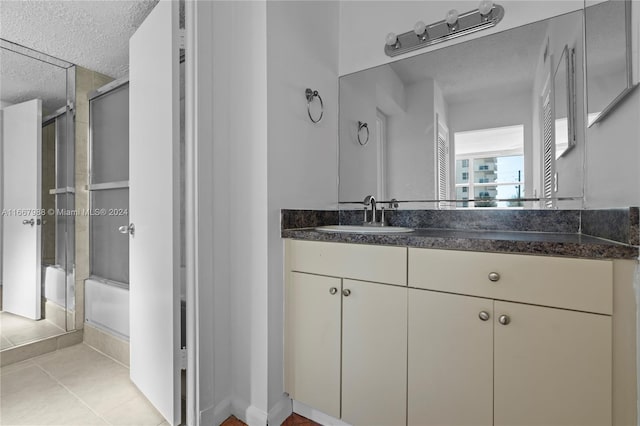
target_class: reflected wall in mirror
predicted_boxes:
[554,46,576,159]
[586,0,636,126]
[0,40,76,351]
[339,9,585,209]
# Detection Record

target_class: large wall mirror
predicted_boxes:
[339,9,585,209]
[585,0,637,126]
[1,39,76,350]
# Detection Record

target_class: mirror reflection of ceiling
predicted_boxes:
[0,48,67,113]
[0,0,158,79]
[388,19,547,104]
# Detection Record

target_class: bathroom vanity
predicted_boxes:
[282,210,639,426]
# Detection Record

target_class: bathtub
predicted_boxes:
[43,265,74,308]
[85,267,186,344]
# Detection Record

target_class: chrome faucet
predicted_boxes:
[363,195,379,225]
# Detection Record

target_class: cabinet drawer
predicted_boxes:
[288,240,407,286]
[408,248,612,314]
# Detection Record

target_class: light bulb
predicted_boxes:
[413,21,426,36]
[478,0,494,16]
[445,9,459,26]
[385,32,398,47]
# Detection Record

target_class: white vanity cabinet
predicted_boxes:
[408,248,613,426]
[285,272,342,418]
[285,240,407,426]
[407,289,494,426]
[285,240,618,426]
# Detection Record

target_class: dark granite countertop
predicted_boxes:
[281,227,639,260]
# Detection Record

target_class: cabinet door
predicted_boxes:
[408,289,493,426]
[494,301,612,426]
[342,280,407,426]
[285,272,341,419]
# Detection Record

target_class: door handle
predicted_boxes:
[22,218,35,226]
[118,223,135,236]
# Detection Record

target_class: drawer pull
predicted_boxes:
[342,289,351,297]
[329,287,338,295]
[498,314,511,325]
[478,311,490,321]
[488,272,500,282]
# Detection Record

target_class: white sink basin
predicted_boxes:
[315,225,414,234]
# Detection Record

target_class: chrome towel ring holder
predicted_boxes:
[305,88,324,123]
[357,121,370,146]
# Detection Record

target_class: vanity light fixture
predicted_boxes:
[384,1,504,57]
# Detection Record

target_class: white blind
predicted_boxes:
[542,89,554,208]
[437,133,449,209]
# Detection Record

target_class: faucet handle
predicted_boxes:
[380,207,386,226]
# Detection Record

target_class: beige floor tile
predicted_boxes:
[0,312,36,333]
[4,320,65,346]
[100,393,166,426]
[32,343,118,380]
[56,364,135,415]
[0,336,13,350]
[0,364,58,396]
[0,359,33,376]
[1,381,107,425]
[1,344,164,426]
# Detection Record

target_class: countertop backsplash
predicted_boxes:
[281,208,640,260]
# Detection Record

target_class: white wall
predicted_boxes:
[339,72,381,201]
[339,1,586,76]
[228,2,270,423]
[197,1,339,424]
[266,1,339,421]
[584,0,640,208]
[199,1,270,424]
[189,2,232,424]
[387,78,437,201]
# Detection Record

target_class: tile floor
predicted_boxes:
[221,413,320,426]
[0,343,167,425]
[1,311,66,350]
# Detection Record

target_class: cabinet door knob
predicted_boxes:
[478,311,490,321]
[329,287,338,295]
[342,289,351,297]
[498,314,510,325]
[488,272,500,282]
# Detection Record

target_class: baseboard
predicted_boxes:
[268,395,292,426]
[231,397,268,426]
[206,398,230,426]
[292,400,352,426]
[83,324,130,366]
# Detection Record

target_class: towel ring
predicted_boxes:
[357,121,370,146]
[305,88,324,123]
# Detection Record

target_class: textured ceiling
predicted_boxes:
[0,0,159,79]
[0,46,68,113]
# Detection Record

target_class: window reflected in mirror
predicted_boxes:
[455,125,525,208]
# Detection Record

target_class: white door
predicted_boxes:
[129,2,181,425]
[1,100,42,320]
